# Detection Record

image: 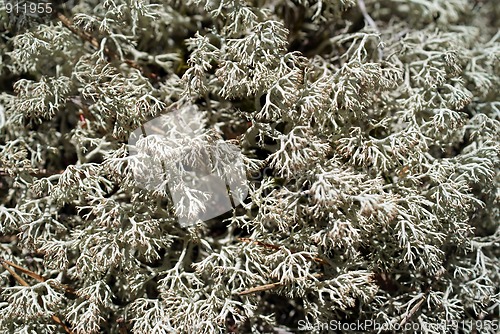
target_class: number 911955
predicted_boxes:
[5,1,53,15]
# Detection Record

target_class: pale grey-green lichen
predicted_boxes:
[0,0,498,333]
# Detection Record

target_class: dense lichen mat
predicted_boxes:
[0,0,498,333]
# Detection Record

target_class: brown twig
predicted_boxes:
[399,295,426,327]
[2,259,47,283]
[238,281,284,296]
[399,267,447,326]
[237,273,323,296]
[237,237,327,296]
[0,259,78,297]
[0,259,74,334]
[55,11,157,81]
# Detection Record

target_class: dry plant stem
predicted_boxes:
[238,281,284,296]
[0,259,74,334]
[237,273,323,296]
[2,258,46,282]
[1,259,26,287]
[0,258,78,297]
[399,267,447,326]
[55,11,157,81]
[399,295,426,326]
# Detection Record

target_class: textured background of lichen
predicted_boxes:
[0,0,498,333]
